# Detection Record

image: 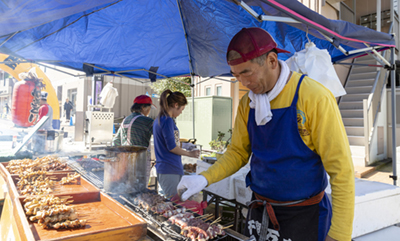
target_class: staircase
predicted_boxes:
[339,56,380,167]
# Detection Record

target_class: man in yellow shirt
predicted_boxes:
[178,27,354,241]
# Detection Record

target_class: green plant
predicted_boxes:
[209,129,232,152]
[150,77,192,97]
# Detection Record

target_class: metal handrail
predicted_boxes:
[363,22,393,164]
[337,58,355,104]
[367,71,381,110]
[367,22,393,112]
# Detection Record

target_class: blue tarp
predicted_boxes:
[0,0,395,79]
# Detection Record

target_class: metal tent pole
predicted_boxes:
[177,0,196,139]
[390,47,397,185]
[191,74,195,139]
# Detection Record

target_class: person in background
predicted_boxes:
[63,98,73,123]
[4,103,10,115]
[178,27,354,241]
[153,90,200,198]
[112,95,155,183]
[38,91,53,130]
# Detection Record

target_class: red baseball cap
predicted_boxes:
[133,95,156,109]
[227,27,290,66]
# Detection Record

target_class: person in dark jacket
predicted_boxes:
[63,98,73,122]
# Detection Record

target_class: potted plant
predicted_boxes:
[209,129,232,159]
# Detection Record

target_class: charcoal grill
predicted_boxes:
[65,157,250,241]
[117,191,248,241]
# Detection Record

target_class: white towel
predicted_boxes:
[249,60,290,126]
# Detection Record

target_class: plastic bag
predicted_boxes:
[171,194,207,215]
[286,42,346,97]
[182,142,196,151]
[99,82,119,108]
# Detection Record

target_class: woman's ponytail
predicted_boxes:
[157,89,187,119]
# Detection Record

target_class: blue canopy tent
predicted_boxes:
[0,0,397,184]
[0,0,395,78]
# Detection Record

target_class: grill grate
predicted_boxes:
[67,159,104,189]
[119,193,234,241]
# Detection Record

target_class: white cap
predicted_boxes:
[41,91,48,100]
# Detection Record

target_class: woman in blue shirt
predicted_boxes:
[153,89,200,198]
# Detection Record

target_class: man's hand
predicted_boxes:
[177,175,208,201]
[325,235,337,241]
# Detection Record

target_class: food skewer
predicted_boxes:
[223,224,234,229]
[210,217,221,225]
[196,213,212,219]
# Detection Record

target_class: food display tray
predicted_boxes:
[11,174,99,197]
[0,162,75,176]
[16,192,147,241]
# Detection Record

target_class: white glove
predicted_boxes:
[182,142,196,151]
[177,175,208,201]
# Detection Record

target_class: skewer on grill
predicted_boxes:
[196,213,212,219]
[210,217,221,225]
[222,224,233,229]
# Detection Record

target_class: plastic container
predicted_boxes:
[234,173,253,205]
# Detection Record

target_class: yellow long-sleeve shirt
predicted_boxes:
[201,72,355,241]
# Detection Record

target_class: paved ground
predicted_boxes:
[358,161,396,185]
[0,117,106,157]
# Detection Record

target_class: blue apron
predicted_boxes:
[245,75,332,241]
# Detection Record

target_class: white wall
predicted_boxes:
[40,65,85,115]
[387,88,400,158]
[194,77,233,97]
[369,89,388,164]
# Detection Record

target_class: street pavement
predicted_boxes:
[0,117,106,157]
[0,117,23,136]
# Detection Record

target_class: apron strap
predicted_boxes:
[119,117,128,144]
[247,190,325,238]
[290,74,307,107]
[126,115,142,145]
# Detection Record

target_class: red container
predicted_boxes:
[11,80,38,127]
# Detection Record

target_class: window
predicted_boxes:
[216,85,222,96]
[205,86,211,96]
[57,86,62,101]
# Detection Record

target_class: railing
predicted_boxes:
[362,23,393,164]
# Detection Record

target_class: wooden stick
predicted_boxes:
[204,216,214,222]
[186,207,196,210]
[196,213,212,219]
[84,219,102,222]
[59,196,74,199]
[223,224,234,229]
[210,217,221,225]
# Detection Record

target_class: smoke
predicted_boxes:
[103,150,148,194]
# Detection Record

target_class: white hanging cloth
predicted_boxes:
[285,42,346,97]
[99,82,119,108]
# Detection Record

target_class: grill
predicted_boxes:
[66,156,250,241]
[66,157,104,189]
[118,191,232,241]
